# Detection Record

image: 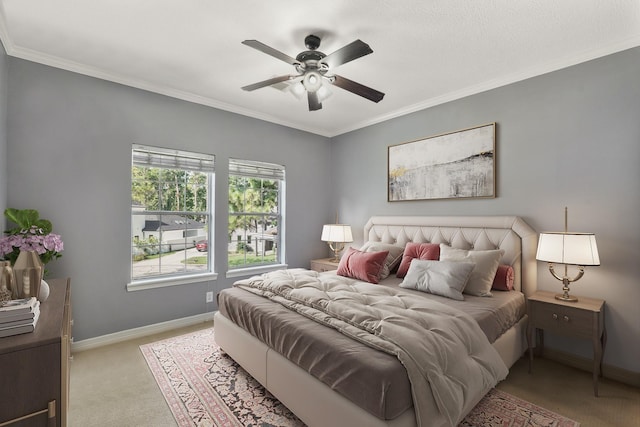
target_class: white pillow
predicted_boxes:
[359,241,405,279]
[439,245,504,297]
[399,259,475,300]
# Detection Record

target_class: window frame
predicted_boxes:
[128,144,217,291]
[226,158,286,277]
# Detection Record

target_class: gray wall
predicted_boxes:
[6,59,333,341]
[4,46,639,375]
[0,42,7,233]
[332,47,640,374]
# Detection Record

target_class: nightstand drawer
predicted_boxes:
[310,258,340,272]
[531,301,594,339]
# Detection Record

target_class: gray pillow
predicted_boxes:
[359,241,405,279]
[439,245,504,297]
[399,259,475,300]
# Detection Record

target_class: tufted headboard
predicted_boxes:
[363,216,538,296]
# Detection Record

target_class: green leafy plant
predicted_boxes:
[3,208,53,235]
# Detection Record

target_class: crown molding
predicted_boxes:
[1,5,638,139]
[334,36,640,137]
[6,43,334,137]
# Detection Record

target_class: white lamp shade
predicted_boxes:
[321,224,353,243]
[303,71,322,92]
[536,232,600,266]
[316,85,332,102]
[288,81,306,99]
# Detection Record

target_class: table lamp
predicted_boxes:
[321,224,353,262]
[536,208,600,302]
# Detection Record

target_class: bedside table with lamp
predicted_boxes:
[311,223,353,272]
[528,207,605,396]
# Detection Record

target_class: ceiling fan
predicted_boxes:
[241,34,385,111]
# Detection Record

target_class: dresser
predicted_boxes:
[0,278,72,426]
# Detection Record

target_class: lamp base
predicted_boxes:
[328,242,345,264]
[555,293,578,302]
[547,264,583,303]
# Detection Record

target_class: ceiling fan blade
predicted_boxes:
[307,91,322,111]
[242,40,299,65]
[330,75,385,103]
[321,40,373,69]
[242,75,295,91]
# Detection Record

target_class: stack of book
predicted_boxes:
[0,297,41,338]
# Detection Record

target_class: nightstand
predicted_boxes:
[310,258,340,272]
[527,290,606,396]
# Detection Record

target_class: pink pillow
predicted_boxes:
[492,264,515,291]
[396,243,440,278]
[337,247,389,284]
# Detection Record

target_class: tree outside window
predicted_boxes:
[228,159,284,270]
[131,145,214,283]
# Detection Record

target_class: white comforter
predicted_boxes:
[236,268,508,427]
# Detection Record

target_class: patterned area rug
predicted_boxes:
[140,328,580,427]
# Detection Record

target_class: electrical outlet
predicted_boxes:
[206,291,213,303]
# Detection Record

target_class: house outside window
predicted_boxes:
[228,158,285,273]
[129,144,215,289]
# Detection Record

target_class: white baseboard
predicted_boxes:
[71,311,215,353]
[543,348,640,388]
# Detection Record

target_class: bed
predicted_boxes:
[214,215,537,427]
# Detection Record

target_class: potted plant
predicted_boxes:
[0,209,64,301]
[0,208,64,265]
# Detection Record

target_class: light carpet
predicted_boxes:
[140,328,580,427]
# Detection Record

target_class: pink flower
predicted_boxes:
[43,233,64,252]
[0,229,63,264]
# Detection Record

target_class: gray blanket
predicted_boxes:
[235,268,508,426]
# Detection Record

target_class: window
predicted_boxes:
[130,145,214,288]
[228,158,285,271]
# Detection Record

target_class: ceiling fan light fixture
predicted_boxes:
[303,71,322,93]
[316,85,332,102]
[241,35,385,111]
[288,81,306,99]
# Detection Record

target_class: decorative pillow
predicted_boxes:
[399,259,475,300]
[359,241,404,279]
[439,244,505,297]
[337,247,389,284]
[492,264,515,291]
[396,242,441,278]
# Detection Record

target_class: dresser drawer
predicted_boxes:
[531,301,594,339]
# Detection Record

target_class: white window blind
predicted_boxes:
[229,158,285,180]
[133,144,215,173]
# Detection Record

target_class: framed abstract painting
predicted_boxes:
[388,123,496,201]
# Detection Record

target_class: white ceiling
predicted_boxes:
[0,1,638,137]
